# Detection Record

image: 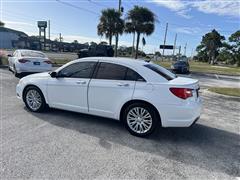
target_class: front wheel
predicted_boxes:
[123,103,159,137]
[23,86,46,112]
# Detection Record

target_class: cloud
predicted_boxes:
[150,0,240,18]
[174,27,202,34]
[4,21,35,27]
[191,0,240,17]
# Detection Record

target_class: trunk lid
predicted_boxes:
[169,77,199,89]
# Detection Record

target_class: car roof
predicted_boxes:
[17,49,45,54]
[57,57,171,83]
[75,57,149,67]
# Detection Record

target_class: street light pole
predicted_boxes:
[115,0,122,57]
[162,23,168,60]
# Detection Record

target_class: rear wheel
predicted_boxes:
[123,103,159,137]
[23,86,46,112]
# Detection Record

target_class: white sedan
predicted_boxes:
[8,49,52,77]
[16,57,202,137]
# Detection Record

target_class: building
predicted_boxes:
[0,27,28,49]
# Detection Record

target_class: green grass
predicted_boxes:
[0,57,8,65]
[51,58,72,65]
[208,87,240,97]
[154,61,240,76]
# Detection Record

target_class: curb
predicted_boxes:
[203,89,240,101]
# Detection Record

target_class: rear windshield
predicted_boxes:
[144,63,176,81]
[21,51,46,58]
[176,61,187,65]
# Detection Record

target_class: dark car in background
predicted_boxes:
[171,60,190,74]
[78,44,114,58]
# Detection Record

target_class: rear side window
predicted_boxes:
[95,63,127,80]
[144,63,176,81]
[94,62,145,81]
[58,61,97,78]
[125,68,145,81]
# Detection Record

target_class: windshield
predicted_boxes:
[21,51,46,58]
[144,63,177,81]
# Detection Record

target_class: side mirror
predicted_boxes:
[7,54,12,57]
[50,71,58,78]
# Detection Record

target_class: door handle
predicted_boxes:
[76,80,86,85]
[117,83,129,87]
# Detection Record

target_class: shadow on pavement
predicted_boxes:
[27,107,240,177]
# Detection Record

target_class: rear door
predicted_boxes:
[88,62,142,119]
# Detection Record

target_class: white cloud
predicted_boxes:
[191,0,240,17]
[151,0,187,11]
[150,0,240,18]
[4,21,35,27]
[174,27,202,34]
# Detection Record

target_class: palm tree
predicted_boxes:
[125,22,136,57]
[0,21,4,27]
[97,8,124,50]
[126,6,156,59]
[114,14,124,57]
[142,37,146,51]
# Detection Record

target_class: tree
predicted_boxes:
[0,21,4,27]
[142,37,146,51]
[126,6,156,59]
[155,51,161,57]
[97,8,124,50]
[196,29,225,64]
[113,12,124,57]
[228,30,240,66]
[73,40,78,44]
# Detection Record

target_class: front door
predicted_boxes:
[47,61,97,113]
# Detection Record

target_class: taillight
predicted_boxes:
[18,59,30,63]
[44,60,52,64]
[170,87,193,99]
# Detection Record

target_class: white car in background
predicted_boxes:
[16,57,202,137]
[8,49,52,77]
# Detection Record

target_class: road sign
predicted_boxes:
[160,45,174,49]
[38,21,47,28]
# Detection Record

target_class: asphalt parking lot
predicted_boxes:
[0,68,239,179]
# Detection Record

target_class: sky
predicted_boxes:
[0,0,240,56]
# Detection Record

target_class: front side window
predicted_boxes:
[58,61,97,78]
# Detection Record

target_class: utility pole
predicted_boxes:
[59,33,63,51]
[162,23,168,60]
[48,20,50,40]
[59,33,63,42]
[48,20,51,50]
[132,32,135,58]
[172,33,177,56]
[184,42,187,56]
[115,0,122,57]
[178,45,181,59]
[191,48,194,60]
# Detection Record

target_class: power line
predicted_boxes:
[87,0,108,9]
[55,0,99,15]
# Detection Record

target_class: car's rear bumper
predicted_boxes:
[16,64,52,73]
[156,97,202,127]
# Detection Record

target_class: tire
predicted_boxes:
[13,64,20,77]
[23,86,47,112]
[122,103,159,137]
